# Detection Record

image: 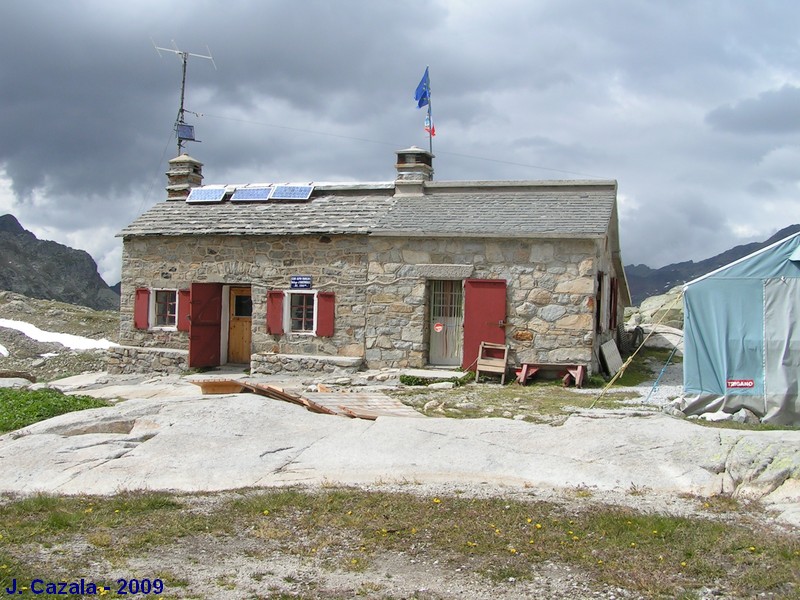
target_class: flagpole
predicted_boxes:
[427,66,433,157]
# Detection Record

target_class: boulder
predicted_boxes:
[626,285,684,329]
[640,324,684,355]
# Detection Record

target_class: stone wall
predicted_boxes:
[251,352,363,375]
[119,234,368,358]
[364,236,603,370]
[107,345,188,375]
[119,233,622,374]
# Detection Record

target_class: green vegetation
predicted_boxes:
[0,488,796,598]
[0,388,109,433]
[398,371,474,387]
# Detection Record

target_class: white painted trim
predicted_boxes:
[149,288,178,330]
[283,289,319,336]
[220,285,231,364]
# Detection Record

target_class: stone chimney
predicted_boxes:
[394,146,433,196]
[166,154,203,201]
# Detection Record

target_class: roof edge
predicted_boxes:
[425,179,617,192]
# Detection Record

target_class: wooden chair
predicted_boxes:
[475,342,510,384]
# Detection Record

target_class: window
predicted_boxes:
[289,292,315,332]
[234,294,253,317]
[134,288,188,331]
[154,290,177,327]
[266,289,335,337]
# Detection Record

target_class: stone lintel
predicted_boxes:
[406,264,475,279]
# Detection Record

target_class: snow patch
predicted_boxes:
[0,319,116,350]
[0,343,8,357]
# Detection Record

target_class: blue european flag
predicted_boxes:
[415,67,430,108]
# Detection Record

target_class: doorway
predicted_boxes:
[228,286,252,364]
[428,280,463,366]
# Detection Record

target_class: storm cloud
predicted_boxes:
[1,0,800,284]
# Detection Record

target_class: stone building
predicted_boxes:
[110,147,630,376]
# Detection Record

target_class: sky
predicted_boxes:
[1,0,800,286]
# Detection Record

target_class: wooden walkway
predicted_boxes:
[190,379,423,420]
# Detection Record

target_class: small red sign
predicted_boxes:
[433,322,444,333]
[727,379,754,389]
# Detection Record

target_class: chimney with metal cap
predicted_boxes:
[166,154,203,201]
[394,146,433,196]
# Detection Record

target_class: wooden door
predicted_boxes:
[228,287,252,364]
[188,283,223,368]
[462,279,507,370]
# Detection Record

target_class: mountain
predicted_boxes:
[625,224,800,305]
[0,214,120,311]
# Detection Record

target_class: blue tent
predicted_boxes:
[682,231,800,425]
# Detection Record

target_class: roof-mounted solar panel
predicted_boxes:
[231,186,272,202]
[269,185,314,201]
[186,186,226,203]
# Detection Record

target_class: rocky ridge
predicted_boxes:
[624,223,800,305]
[0,213,119,311]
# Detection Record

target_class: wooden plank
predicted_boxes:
[338,406,379,420]
[191,380,246,394]
[600,340,625,375]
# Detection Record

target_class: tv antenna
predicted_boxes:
[153,39,217,155]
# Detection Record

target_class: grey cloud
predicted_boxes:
[706,86,800,134]
[3,0,800,286]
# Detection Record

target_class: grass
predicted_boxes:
[0,488,796,598]
[0,388,109,434]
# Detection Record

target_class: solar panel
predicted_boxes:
[231,186,272,202]
[186,186,226,203]
[270,185,314,201]
[176,123,195,141]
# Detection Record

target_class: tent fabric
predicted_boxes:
[681,232,800,425]
[763,277,800,423]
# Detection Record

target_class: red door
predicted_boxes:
[189,282,223,368]
[462,279,507,370]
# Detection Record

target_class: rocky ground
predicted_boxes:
[0,291,118,381]
[1,293,798,599]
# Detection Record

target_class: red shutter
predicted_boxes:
[134,288,150,329]
[609,278,619,330]
[595,272,604,333]
[316,292,335,337]
[177,289,191,332]
[266,290,284,335]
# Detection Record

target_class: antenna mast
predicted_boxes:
[153,40,217,155]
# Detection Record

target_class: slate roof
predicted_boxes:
[119,180,617,239]
[377,184,615,238]
[119,193,395,237]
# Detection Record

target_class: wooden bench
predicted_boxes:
[515,363,587,388]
